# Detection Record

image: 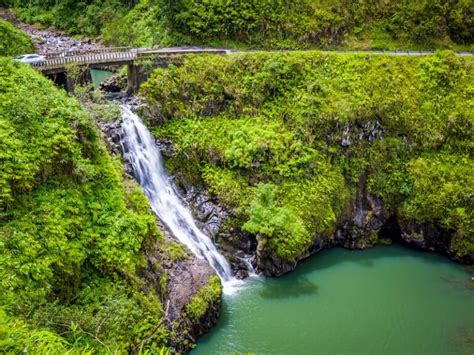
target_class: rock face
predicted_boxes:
[169,168,258,279]
[334,179,386,250]
[96,107,222,354]
[133,222,221,353]
[96,119,124,157]
[397,220,472,264]
[144,233,221,353]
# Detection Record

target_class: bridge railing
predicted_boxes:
[33,50,138,71]
[44,47,135,59]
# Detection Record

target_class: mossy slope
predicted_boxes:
[142,51,473,269]
[0,18,34,56]
[7,0,474,50]
[0,58,219,353]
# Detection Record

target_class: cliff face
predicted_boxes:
[141,51,473,277]
[167,165,473,278]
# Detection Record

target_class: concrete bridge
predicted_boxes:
[33,47,228,92]
[32,47,472,92]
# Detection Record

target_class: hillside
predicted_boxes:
[0,18,34,56]
[0,58,219,353]
[141,51,474,274]
[5,0,474,50]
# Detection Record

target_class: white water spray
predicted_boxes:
[120,106,241,294]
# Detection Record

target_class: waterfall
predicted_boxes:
[120,106,240,294]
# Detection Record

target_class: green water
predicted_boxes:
[194,246,473,355]
[90,69,114,88]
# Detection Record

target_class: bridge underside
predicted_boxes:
[43,61,137,93]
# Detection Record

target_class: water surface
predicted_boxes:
[90,68,114,88]
[194,246,473,355]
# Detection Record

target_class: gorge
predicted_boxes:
[1,2,473,354]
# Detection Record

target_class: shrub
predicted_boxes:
[0,19,34,56]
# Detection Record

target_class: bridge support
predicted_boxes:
[66,75,75,93]
[127,64,140,94]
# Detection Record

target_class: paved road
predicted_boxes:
[32,46,474,74]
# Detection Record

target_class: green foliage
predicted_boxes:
[401,153,473,256]
[185,276,222,323]
[7,0,474,49]
[74,83,122,122]
[202,166,252,213]
[162,241,188,261]
[0,308,75,354]
[12,0,131,36]
[102,0,170,47]
[0,58,172,352]
[0,19,34,56]
[144,50,473,260]
[243,184,312,261]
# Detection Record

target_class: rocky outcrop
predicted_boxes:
[397,220,473,264]
[334,177,388,249]
[100,74,127,93]
[96,119,124,157]
[255,236,299,276]
[173,177,258,279]
[138,229,221,353]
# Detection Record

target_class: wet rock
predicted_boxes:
[336,119,384,147]
[177,181,259,276]
[398,220,473,264]
[100,74,127,93]
[122,95,150,114]
[255,236,299,276]
[182,185,229,238]
[96,119,123,155]
[155,138,175,157]
[334,179,387,249]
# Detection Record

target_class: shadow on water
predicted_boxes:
[294,244,467,276]
[258,276,319,299]
[252,244,473,300]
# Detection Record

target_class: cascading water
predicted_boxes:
[120,106,241,294]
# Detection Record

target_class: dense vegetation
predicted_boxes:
[0,18,34,56]
[5,0,474,50]
[0,58,176,353]
[142,51,473,262]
